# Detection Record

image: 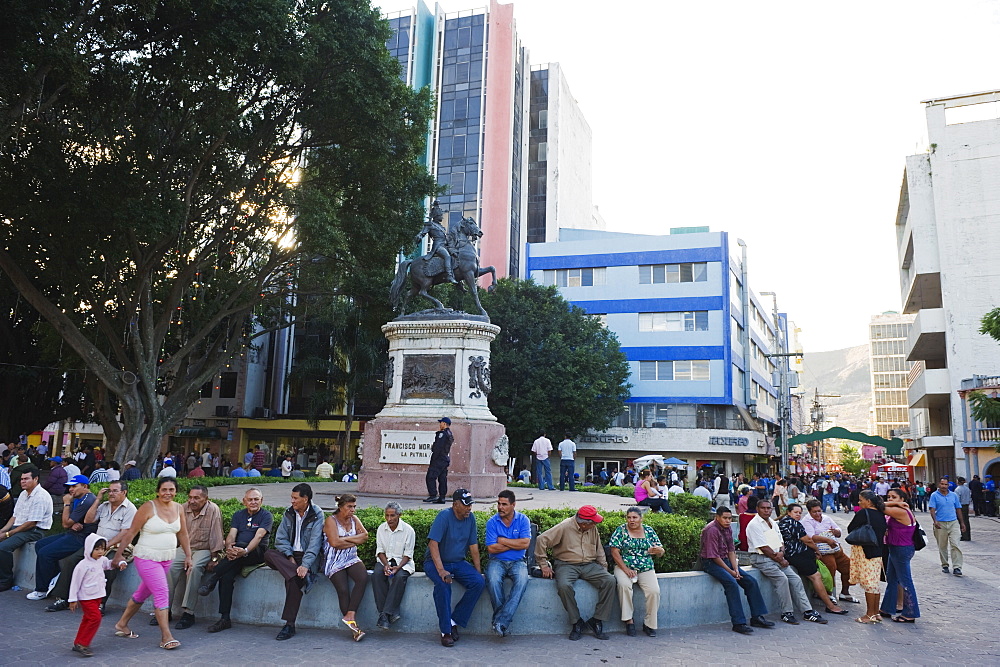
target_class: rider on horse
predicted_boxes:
[415,200,459,284]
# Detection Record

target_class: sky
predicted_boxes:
[375,0,1000,352]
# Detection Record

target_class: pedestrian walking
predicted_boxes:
[928,478,965,576]
[69,534,128,657]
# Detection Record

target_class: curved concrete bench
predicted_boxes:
[13,543,782,635]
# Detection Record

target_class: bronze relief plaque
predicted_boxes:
[400,354,455,400]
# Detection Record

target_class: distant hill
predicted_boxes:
[797,344,872,434]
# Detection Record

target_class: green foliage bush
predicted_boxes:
[666,493,713,522]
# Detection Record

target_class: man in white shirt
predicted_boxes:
[557,435,577,492]
[693,482,714,503]
[158,459,178,478]
[281,455,293,478]
[612,469,626,487]
[874,478,890,499]
[745,499,826,625]
[0,468,54,590]
[668,480,684,495]
[372,501,416,630]
[530,432,555,491]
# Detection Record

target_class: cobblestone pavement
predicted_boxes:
[3,511,998,666]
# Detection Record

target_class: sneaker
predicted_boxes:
[72,644,94,658]
[780,612,799,625]
[942,565,950,574]
[953,568,963,576]
[492,621,505,637]
[377,613,390,631]
[46,599,69,612]
[389,613,401,625]
[26,590,47,601]
[803,610,827,624]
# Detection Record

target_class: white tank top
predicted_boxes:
[132,501,180,561]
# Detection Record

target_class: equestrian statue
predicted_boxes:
[390,201,497,318]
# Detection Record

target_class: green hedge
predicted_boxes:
[95,477,706,574]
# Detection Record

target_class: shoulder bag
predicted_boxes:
[845,509,877,546]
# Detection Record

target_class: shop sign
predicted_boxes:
[708,436,749,447]
[380,430,434,465]
[581,433,631,444]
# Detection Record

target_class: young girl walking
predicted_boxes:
[69,533,127,657]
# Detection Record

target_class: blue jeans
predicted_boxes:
[424,560,485,635]
[822,493,836,512]
[485,558,528,631]
[536,459,554,490]
[702,558,768,626]
[879,544,920,619]
[34,532,86,593]
[558,460,575,491]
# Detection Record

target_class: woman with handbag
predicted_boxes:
[878,489,920,623]
[847,490,887,624]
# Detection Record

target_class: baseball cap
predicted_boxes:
[577,505,604,523]
[438,417,451,425]
[66,474,90,486]
[452,488,473,505]
[48,456,62,463]
[125,460,137,466]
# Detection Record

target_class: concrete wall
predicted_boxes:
[13,544,782,635]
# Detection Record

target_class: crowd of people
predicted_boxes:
[0,458,979,655]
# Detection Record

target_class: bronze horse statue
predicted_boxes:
[390,216,497,317]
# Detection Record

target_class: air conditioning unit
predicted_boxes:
[215,405,231,417]
[253,407,272,419]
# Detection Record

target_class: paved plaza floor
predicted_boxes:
[4,499,999,666]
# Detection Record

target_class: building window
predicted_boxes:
[592,313,607,327]
[200,382,214,398]
[871,339,906,355]
[639,262,708,284]
[873,372,906,389]
[639,360,710,381]
[872,356,908,372]
[639,311,709,332]
[219,372,238,399]
[543,267,606,287]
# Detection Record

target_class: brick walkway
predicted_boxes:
[4,512,998,665]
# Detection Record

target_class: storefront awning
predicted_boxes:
[907,451,927,467]
[175,427,222,438]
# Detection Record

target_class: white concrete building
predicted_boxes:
[868,312,914,441]
[895,89,1000,481]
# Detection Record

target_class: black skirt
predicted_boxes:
[787,550,819,576]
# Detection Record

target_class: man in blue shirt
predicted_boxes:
[485,490,531,637]
[985,475,997,517]
[928,477,965,576]
[424,488,484,647]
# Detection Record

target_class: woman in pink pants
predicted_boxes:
[112,476,192,650]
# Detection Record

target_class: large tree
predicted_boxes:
[0,0,435,471]
[480,278,631,459]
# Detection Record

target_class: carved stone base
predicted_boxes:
[379,319,499,421]
[358,418,507,499]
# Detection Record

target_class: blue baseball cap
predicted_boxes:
[438,417,451,425]
[48,456,62,463]
[65,474,90,486]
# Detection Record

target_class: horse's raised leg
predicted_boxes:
[477,265,497,292]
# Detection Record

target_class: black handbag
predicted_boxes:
[912,520,927,551]
[845,510,878,546]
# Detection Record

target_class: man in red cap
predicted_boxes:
[534,505,615,640]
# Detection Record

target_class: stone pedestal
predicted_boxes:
[359,317,508,499]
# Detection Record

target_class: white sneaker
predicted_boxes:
[26,590,48,601]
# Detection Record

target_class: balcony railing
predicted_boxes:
[960,374,1000,391]
[907,360,925,388]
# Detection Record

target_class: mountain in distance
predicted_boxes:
[796,344,872,435]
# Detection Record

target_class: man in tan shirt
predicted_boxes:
[535,505,615,641]
[167,484,224,629]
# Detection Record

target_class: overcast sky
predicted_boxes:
[376,0,1000,352]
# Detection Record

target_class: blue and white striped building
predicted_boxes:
[526,227,793,481]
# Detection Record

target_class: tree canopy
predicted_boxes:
[0,0,435,469]
[837,443,869,476]
[480,278,631,459]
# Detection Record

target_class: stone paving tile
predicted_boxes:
[4,514,1000,666]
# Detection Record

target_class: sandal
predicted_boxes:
[839,594,861,604]
[892,616,915,623]
[113,628,139,639]
[824,607,849,615]
[855,615,880,625]
[160,640,181,650]
[341,618,364,641]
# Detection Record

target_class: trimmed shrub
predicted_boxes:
[667,493,712,522]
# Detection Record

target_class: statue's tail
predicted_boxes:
[389,259,411,309]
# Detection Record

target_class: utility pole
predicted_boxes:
[810,388,840,471]
[760,291,801,479]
